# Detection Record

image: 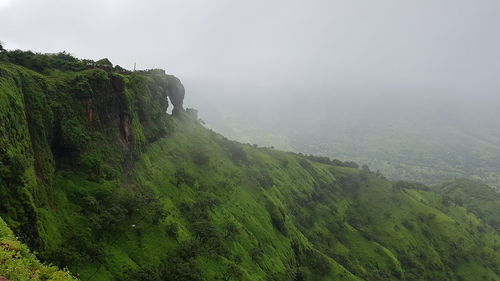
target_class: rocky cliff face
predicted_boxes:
[0,52,184,248]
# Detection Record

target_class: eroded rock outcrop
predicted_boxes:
[166,75,185,116]
[139,69,185,116]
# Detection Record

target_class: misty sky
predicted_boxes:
[1,0,499,114]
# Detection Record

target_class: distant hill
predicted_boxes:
[197,94,500,189]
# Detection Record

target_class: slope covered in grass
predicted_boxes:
[432,179,500,232]
[119,121,499,281]
[0,51,498,281]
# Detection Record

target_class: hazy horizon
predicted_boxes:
[1,0,499,109]
[2,0,500,187]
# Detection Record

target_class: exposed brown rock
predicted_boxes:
[120,114,131,141]
[85,99,93,121]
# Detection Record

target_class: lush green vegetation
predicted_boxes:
[0,217,76,280]
[0,50,498,281]
[432,179,500,232]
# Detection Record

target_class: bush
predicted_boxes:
[256,171,274,188]
[266,201,287,235]
[393,181,429,191]
[165,222,179,238]
[0,50,85,73]
[308,250,331,276]
[174,169,196,187]
[249,247,264,261]
[191,150,209,165]
[401,219,415,230]
[223,221,240,240]
[60,119,90,150]
[221,140,247,163]
[304,154,359,168]
[126,240,204,281]
[225,264,243,280]
[292,241,331,277]
[73,186,165,236]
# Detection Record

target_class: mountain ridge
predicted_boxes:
[0,49,498,281]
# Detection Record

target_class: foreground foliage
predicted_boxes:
[0,217,77,280]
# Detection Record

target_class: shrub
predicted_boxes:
[125,241,204,281]
[60,119,90,150]
[224,141,247,163]
[256,171,274,188]
[225,264,243,280]
[0,50,85,73]
[249,247,264,261]
[267,202,287,235]
[165,222,179,238]
[191,150,209,165]
[223,221,240,240]
[174,169,196,187]
[308,251,331,276]
[401,219,415,230]
[303,154,359,168]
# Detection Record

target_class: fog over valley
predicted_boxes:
[3,0,499,187]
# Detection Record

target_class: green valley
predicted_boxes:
[0,50,498,281]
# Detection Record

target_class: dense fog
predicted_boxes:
[2,0,499,185]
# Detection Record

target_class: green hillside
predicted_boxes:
[432,179,500,232]
[0,50,498,281]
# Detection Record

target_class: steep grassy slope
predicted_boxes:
[0,52,499,281]
[0,217,76,280]
[432,179,500,232]
[121,122,499,281]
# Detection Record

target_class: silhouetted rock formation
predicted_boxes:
[166,75,185,116]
